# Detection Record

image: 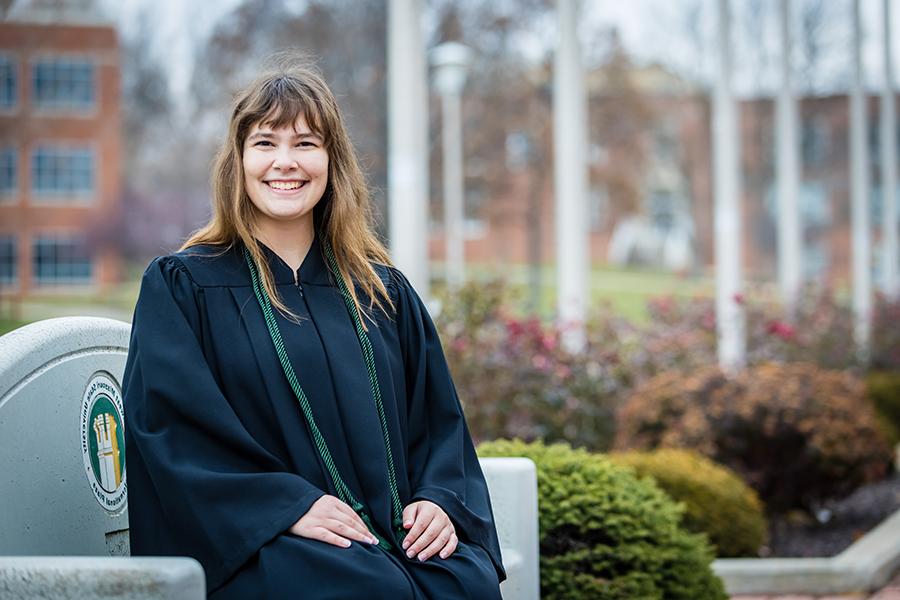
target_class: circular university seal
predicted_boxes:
[80,372,127,513]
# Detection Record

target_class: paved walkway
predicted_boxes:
[732,572,900,600]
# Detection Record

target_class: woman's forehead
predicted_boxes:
[254,100,324,134]
[250,113,316,135]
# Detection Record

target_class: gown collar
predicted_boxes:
[253,234,331,286]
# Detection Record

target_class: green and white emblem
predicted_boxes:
[80,372,127,513]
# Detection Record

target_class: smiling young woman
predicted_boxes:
[122,54,505,599]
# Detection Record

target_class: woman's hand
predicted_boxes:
[401,500,458,561]
[289,495,378,548]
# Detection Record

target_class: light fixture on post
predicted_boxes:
[431,41,471,288]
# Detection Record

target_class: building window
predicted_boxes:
[0,56,16,108]
[31,147,94,199]
[32,235,92,284]
[32,58,95,109]
[765,181,831,228]
[0,236,15,284]
[0,147,16,196]
[801,115,830,167]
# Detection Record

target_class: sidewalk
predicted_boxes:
[732,572,900,600]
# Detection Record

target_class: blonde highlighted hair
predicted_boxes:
[182,53,393,323]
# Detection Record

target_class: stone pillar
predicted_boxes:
[713,0,746,373]
[388,0,430,299]
[554,0,588,352]
[881,0,899,301]
[851,0,872,359]
[776,0,802,317]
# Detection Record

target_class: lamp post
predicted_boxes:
[431,42,471,289]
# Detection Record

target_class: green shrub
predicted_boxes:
[611,448,767,557]
[477,439,727,600]
[615,363,893,512]
[868,371,900,446]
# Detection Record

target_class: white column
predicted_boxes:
[776,0,802,316]
[851,0,872,358]
[388,0,430,299]
[554,0,589,352]
[882,0,899,300]
[432,42,471,289]
[713,0,746,373]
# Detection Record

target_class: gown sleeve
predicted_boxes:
[389,268,507,582]
[123,256,325,590]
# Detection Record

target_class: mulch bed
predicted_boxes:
[763,471,900,558]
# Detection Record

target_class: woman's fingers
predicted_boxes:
[402,502,418,529]
[317,496,374,543]
[439,532,458,559]
[323,496,369,531]
[406,515,445,559]
[402,505,434,551]
[324,518,377,545]
[311,526,353,548]
[416,526,453,562]
[331,498,370,532]
[327,505,374,542]
[290,495,377,546]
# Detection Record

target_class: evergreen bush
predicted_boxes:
[477,439,727,600]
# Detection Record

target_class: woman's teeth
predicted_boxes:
[267,181,305,190]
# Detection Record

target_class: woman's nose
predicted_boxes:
[272,147,299,170]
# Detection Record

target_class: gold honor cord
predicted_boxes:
[244,243,405,551]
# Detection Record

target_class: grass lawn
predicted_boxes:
[433,262,719,323]
[0,317,30,337]
[0,277,141,337]
[1,260,774,337]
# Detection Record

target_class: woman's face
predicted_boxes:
[242,113,329,232]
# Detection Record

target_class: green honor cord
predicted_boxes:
[244,242,405,551]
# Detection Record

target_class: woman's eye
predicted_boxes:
[298,141,317,148]
[254,140,273,147]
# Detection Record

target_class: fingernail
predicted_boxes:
[369,538,377,545]
[439,552,447,559]
[406,550,414,558]
[404,521,412,527]
[418,553,426,562]
[402,541,408,549]
[343,540,351,548]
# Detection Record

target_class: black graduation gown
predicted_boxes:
[123,236,505,599]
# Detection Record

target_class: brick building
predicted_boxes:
[0,7,122,297]
[429,61,896,286]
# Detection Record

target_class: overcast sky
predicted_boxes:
[93,0,900,106]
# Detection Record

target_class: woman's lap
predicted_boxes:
[209,534,501,600]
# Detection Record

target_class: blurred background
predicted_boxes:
[2,0,900,572]
[2,0,892,323]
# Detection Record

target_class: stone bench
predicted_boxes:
[0,317,539,599]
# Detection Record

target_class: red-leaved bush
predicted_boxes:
[614,363,894,511]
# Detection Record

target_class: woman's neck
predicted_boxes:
[255,219,315,272]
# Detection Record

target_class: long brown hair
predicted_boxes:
[182,53,393,324]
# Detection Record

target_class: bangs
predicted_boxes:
[239,76,327,142]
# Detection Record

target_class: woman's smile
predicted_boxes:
[265,179,309,192]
